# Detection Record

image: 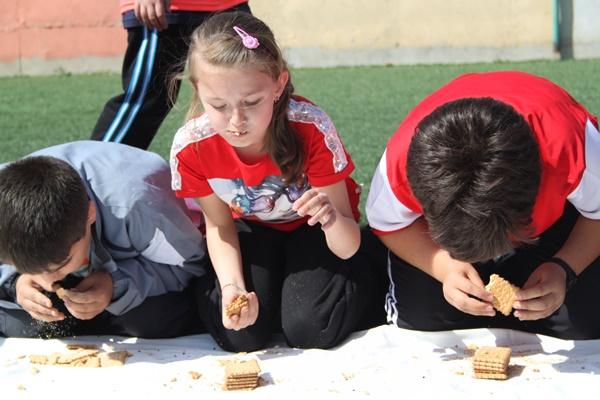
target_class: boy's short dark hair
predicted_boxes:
[407,97,541,263]
[0,156,89,273]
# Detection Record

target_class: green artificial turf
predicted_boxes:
[2,59,600,218]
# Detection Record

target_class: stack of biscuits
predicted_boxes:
[485,274,519,316]
[472,346,511,380]
[223,359,261,391]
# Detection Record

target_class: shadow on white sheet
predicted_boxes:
[1,325,599,399]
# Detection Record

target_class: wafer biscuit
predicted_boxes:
[225,295,249,317]
[223,359,261,391]
[226,378,260,384]
[226,378,259,384]
[224,382,259,390]
[56,287,67,299]
[474,371,508,380]
[473,363,508,372]
[225,359,260,377]
[485,274,519,316]
[473,347,511,366]
[472,346,511,380]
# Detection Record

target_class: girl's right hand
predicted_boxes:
[441,262,495,317]
[221,285,259,331]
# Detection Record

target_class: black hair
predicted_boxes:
[0,156,89,273]
[407,97,541,262]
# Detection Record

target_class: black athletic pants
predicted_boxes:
[195,221,387,352]
[0,286,203,339]
[386,203,600,340]
[91,4,251,149]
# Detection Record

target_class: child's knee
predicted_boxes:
[281,306,343,349]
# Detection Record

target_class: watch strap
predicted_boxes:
[549,257,578,292]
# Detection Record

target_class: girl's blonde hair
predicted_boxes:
[176,11,304,185]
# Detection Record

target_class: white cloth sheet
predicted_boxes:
[2,325,600,399]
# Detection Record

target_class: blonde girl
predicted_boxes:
[170,11,376,351]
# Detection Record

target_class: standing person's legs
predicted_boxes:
[195,221,285,352]
[280,224,377,349]
[91,24,190,150]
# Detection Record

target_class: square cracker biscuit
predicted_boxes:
[485,274,519,316]
[225,359,261,378]
[473,347,511,369]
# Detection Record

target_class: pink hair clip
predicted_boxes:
[233,26,259,49]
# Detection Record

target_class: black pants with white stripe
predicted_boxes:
[91,4,251,150]
[386,203,600,340]
[195,221,387,352]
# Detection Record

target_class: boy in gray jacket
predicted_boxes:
[0,141,208,338]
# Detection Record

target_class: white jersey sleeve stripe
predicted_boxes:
[170,114,216,191]
[366,150,421,232]
[568,119,600,219]
[287,99,348,173]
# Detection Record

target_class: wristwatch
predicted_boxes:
[549,257,578,292]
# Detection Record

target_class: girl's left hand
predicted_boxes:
[513,262,567,320]
[292,189,337,230]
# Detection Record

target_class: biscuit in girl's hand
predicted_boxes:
[225,295,249,318]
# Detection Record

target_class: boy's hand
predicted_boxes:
[135,0,170,30]
[513,262,566,320]
[292,189,337,230]
[60,270,113,320]
[15,274,65,322]
[221,285,259,331]
[441,262,495,317]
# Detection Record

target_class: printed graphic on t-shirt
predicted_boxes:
[210,175,308,223]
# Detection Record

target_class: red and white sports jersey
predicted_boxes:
[366,71,600,236]
[171,97,360,231]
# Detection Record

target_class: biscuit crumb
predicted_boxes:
[189,371,202,380]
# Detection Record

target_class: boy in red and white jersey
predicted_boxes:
[367,71,600,339]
